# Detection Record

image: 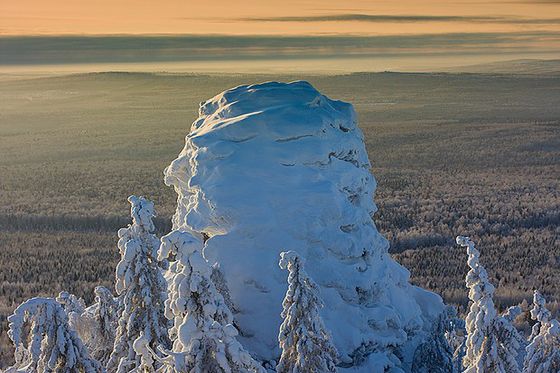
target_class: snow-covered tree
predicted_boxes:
[528,290,552,342]
[70,286,120,366]
[277,250,338,373]
[6,297,103,373]
[457,236,522,373]
[155,230,265,373]
[107,195,170,373]
[90,286,120,364]
[412,306,457,373]
[523,291,560,373]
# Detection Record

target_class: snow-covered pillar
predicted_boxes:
[165,81,444,370]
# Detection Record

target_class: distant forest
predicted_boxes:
[1,71,558,366]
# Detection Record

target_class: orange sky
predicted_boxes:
[1,0,559,35]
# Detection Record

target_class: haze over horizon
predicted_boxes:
[1,0,559,72]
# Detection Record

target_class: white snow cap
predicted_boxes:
[165,81,444,369]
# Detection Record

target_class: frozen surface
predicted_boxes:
[165,81,444,370]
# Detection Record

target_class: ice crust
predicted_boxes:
[165,81,444,370]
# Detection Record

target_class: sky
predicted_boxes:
[1,0,559,72]
[1,0,559,36]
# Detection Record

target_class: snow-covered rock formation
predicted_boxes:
[164,81,444,371]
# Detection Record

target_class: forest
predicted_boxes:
[0,71,558,369]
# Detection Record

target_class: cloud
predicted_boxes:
[1,31,559,66]
[240,14,499,23]
[239,13,560,25]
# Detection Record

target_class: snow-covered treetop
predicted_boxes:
[115,195,161,295]
[531,290,552,324]
[108,195,169,372]
[158,229,204,262]
[457,235,496,318]
[56,290,86,315]
[529,290,551,342]
[164,80,444,364]
[157,230,264,373]
[457,236,522,373]
[128,194,156,234]
[524,296,560,373]
[159,231,233,338]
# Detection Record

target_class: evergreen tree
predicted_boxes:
[457,236,521,373]
[6,297,102,373]
[528,290,552,342]
[523,290,560,373]
[155,230,265,373]
[412,306,457,373]
[70,286,120,367]
[277,251,338,373]
[107,196,170,373]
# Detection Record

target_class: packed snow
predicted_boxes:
[165,81,444,370]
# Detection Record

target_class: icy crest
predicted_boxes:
[165,81,444,369]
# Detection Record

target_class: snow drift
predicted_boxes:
[164,81,444,371]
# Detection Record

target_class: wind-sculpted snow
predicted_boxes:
[165,81,444,371]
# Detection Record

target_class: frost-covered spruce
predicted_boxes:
[156,230,265,373]
[445,315,466,373]
[90,286,120,365]
[523,291,560,373]
[277,251,338,373]
[528,290,552,342]
[411,306,457,373]
[71,286,120,366]
[107,196,170,372]
[6,297,103,373]
[457,236,522,373]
